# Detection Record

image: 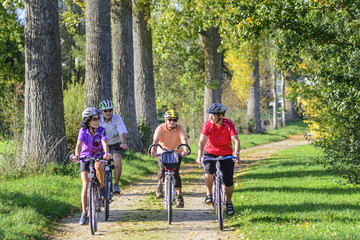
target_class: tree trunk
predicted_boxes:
[23,0,67,164]
[247,56,263,133]
[133,1,158,134]
[273,68,278,129]
[111,0,143,152]
[281,71,286,127]
[84,0,112,108]
[285,71,300,121]
[199,27,222,123]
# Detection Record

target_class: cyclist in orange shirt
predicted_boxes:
[150,109,189,207]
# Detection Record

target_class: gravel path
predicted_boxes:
[53,135,309,240]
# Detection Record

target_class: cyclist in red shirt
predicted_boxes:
[196,103,240,216]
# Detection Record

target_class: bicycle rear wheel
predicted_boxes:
[165,175,172,224]
[104,172,111,221]
[216,177,224,231]
[88,182,98,235]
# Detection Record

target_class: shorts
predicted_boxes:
[109,143,123,156]
[80,161,91,172]
[202,152,235,187]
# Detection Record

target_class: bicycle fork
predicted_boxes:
[164,171,176,207]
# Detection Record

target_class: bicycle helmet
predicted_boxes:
[81,107,101,120]
[206,103,227,116]
[99,100,114,111]
[164,109,179,119]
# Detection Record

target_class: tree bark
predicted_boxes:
[285,71,300,121]
[247,56,263,133]
[199,27,222,123]
[133,1,158,134]
[111,0,143,152]
[281,71,286,127]
[84,0,112,108]
[23,0,67,164]
[272,68,278,129]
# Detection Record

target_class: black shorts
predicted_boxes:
[109,143,123,156]
[80,161,91,172]
[203,152,235,187]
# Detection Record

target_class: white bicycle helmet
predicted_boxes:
[99,100,114,111]
[81,107,101,120]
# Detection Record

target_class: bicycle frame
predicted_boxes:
[148,143,191,225]
[201,155,235,231]
[103,159,114,221]
[79,156,107,235]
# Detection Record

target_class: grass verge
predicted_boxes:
[228,144,360,239]
[0,151,158,240]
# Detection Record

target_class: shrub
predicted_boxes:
[63,82,84,152]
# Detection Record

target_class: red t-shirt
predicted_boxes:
[201,118,238,156]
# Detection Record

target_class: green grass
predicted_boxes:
[239,120,309,149]
[228,144,360,239]
[0,152,158,240]
[0,120,309,239]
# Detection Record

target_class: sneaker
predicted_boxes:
[113,184,121,195]
[79,213,88,225]
[100,187,107,200]
[226,202,235,216]
[205,195,213,204]
[176,195,184,208]
[156,184,163,198]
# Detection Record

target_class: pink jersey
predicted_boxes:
[201,118,238,156]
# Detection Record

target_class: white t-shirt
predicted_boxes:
[100,114,128,145]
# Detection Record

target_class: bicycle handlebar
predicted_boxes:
[70,154,112,163]
[148,143,191,155]
[201,155,236,162]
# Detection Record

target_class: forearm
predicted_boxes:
[120,133,127,144]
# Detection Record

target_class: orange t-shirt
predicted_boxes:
[153,123,187,153]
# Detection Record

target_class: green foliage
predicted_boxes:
[137,118,152,152]
[228,0,360,184]
[63,82,84,152]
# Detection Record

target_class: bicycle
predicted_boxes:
[201,155,235,231]
[71,155,108,235]
[148,143,191,225]
[103,158,115,221]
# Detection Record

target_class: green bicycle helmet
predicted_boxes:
[164,109,179,119]
[99,100,114,111]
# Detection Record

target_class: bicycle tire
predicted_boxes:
[166,175,172,224]
[104,172,110,221]
[217,177,224,231]
[88,182,97,235]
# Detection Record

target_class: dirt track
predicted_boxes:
[53,135,309,240]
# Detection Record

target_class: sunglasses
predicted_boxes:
[103,109,113,113]
[167,118,178,122]
[91,117,100,121]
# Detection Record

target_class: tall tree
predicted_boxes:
[272,68,278,129]
[84,0,111,107]
[247,56,263,133]
[133,1,157,134]
[22,0,67,164]
[199,27,222,122]
[111,0,143,152]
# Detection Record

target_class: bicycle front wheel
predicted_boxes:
[216,177,224,231]
[88,182,98,235]
[165,175,173,224]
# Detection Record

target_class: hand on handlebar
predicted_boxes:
[70,154,79,162]
[180,151,189,157]
[104,153,112,160]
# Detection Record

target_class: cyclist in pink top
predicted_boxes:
[150,109,189,207]
[196,103,240,216]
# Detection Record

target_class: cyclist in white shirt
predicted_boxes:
[99,100,128,194]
